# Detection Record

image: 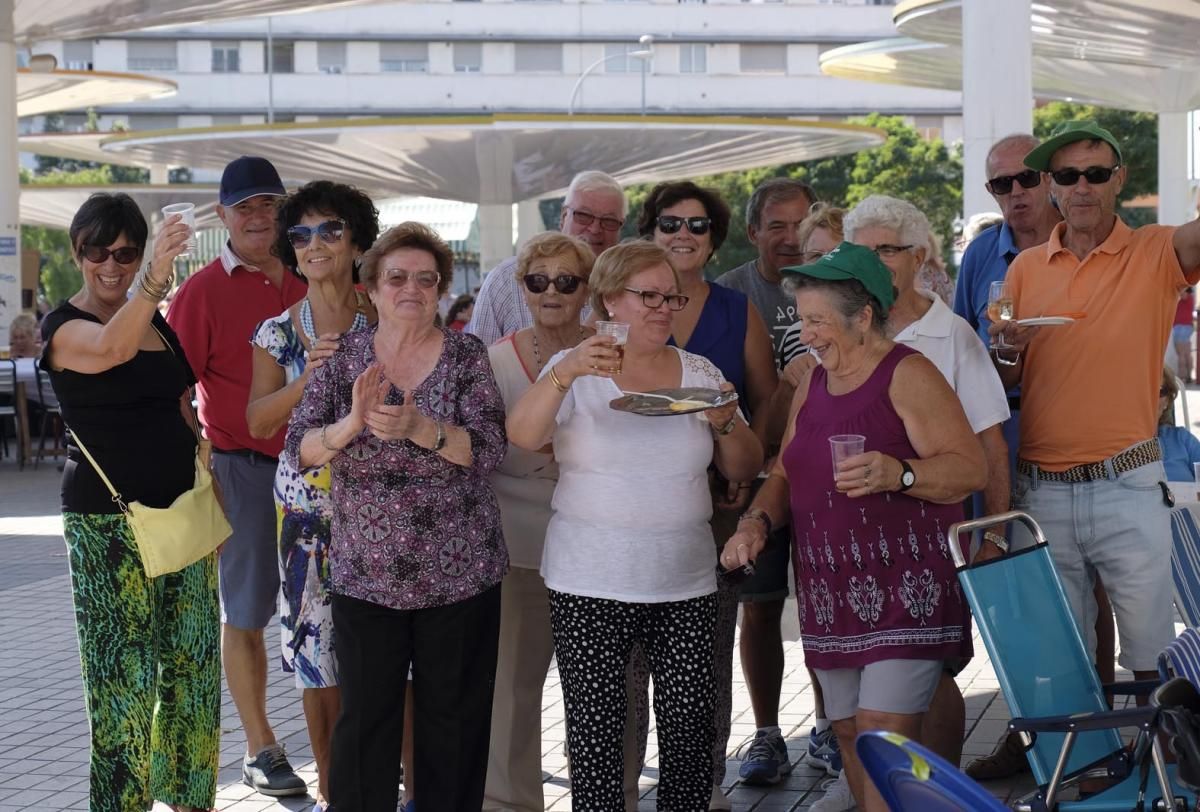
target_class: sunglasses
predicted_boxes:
[80,245,140,265]
[286,219,346,249]
[523,273,583,295]
[380,268,441,289]
[1050,165,1120,186]
[566,207,623,233]
[656,215,711,236]
[986,169,1042,195]
[625,287,689,311]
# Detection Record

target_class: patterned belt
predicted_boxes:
[1017,438,1161,484]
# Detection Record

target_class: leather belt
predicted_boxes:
[212,447,279,465]
[1017,438,1161,484]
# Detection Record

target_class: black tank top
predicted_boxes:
[41,302,198,514]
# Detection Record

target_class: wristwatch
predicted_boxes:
[983,530,1010,553]
[899,459,916,492]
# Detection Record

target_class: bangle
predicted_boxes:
[983,530,1010,553]
[320,425,340,452]
[739,508,772,536]
[136,265,174,302]
[993,347,1021,367]
[547,365,570,394]
[715,415,737,436]
[432,421,447,452]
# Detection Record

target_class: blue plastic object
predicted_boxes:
[856,731,1007,812]
[1170,506,1200,629]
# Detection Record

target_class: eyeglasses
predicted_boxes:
[986,169,1042,195]
[872,244,913,259]
[80,245,141,265]
[656,215,711,236]
[286,219,346,249]
[380,268,441,289]
[800,249,828,264]
[566,207,623,233]
[1049,165,1120,186]
[523,273,583,295]
[624,287,689,311]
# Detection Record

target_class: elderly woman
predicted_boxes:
[245,180,379,810]
[284,221,508,811]
[637,180,777,808]
[484,231,595,812]
[508,240,763,811]
[724,242,984,812]
[1159,368,1200,480]
[39,193,218,812]
[8,312,40,358]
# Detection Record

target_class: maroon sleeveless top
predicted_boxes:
[782,344,972,669]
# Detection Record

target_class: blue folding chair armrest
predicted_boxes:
[1103,679,1162,697]
[1008,706,1156,735]
[856,730,1008,812]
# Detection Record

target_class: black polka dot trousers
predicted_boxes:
[548,590,717,812]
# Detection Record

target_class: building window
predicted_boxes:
[603,43,649,74]
[380,42,429,73]
[63,40,93,71]
[739,43,786,73]
[265,41,295,73]
[453,43,482,73]
[318,41,346,74]
[679,43,706,73]
[211,42,240,73]
[514,43,562,73]
[127,40,178,72]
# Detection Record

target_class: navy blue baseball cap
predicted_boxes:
[219,156,286,206]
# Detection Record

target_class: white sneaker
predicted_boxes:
[809,773,857,812]
[709,783,732,811]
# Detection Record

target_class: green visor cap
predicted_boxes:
[1024,120,1123,171]
[780,241,895,313]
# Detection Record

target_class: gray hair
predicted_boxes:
[745,177,816,230]
[565,170,627,217]
[844,195,932,255]
[985,133,1040,173]
[788,274,889,334]
[962,212,1004,243]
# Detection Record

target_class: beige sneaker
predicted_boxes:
[709,783,732,811]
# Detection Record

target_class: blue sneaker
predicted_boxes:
[402,802,416,812]
[736,728,793,785]
[806,726,843,776]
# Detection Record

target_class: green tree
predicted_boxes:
[23,226,79,306]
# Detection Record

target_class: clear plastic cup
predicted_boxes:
[829,434,866,479]
[161,202,197,258]
[595,321,630,374]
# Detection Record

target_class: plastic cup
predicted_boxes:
[161,202,197,258]
[829,434,866,479]
[595,321,630,374]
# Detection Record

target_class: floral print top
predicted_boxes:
[284,324,509,611]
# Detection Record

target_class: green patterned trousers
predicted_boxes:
[63,512,222,812]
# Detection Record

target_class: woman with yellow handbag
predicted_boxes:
[39,193,223,812]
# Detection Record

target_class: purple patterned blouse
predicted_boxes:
[284,325,509,611]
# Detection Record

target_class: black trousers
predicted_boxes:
[328,584,502,812]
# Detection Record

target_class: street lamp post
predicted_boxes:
[568,35,654,116]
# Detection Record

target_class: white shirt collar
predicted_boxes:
[219,240,261,275]
[895,290,953,341]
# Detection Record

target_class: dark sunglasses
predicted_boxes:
[566,207,623,233]
[80,245,141,265]
[625,287,689,311]
[523,273,583,295]
[286,219,346,249]
[986,169,1042,195]
[380,268,441,289]
[1050,165,1120,187]
[656,215,711,236]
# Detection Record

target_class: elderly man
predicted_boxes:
[466,170,625,343]
[167,157,308,798]
[994,121,1200,705]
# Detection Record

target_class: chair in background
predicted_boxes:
[33,367,63,469]
[1171,507,1200,630]
[856,730,1008,812]
[947,510,1188,811]
[0,359,23,467]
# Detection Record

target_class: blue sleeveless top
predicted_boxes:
[669,282,749,415]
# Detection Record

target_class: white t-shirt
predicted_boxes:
[488,335,559,570]
[540,346,732,603]
[893,291,1011,434]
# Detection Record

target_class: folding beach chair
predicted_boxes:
[1171,507,1200,630]
[856,730,1008,812]
[948,510,1190,811]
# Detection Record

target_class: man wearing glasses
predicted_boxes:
[993,121,1200,708]
[466,170,625,344]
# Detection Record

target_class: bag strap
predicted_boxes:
[149,320,204,446]
[67,428,129,513]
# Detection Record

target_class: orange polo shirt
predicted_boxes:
[1008,218,1198,470]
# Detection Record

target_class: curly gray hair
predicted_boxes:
[843,195,932,255]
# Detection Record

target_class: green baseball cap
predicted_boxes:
[1024,120,1123,171]
[781,241,895,313]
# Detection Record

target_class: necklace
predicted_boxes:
[300,297,367,345]
[532,326,586,370]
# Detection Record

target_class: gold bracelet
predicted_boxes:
[547,365,570,394]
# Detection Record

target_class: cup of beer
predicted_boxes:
[595,321,630,374]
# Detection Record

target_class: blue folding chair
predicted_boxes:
[948,511,1190,811]
[857,730,1008,811]
[1170,506,1200,630]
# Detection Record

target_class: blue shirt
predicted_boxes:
[1159,424,1200,481]
[953,222,1019,346]
[669,282,749,416]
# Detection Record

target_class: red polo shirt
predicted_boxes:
[167,243,307,457]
